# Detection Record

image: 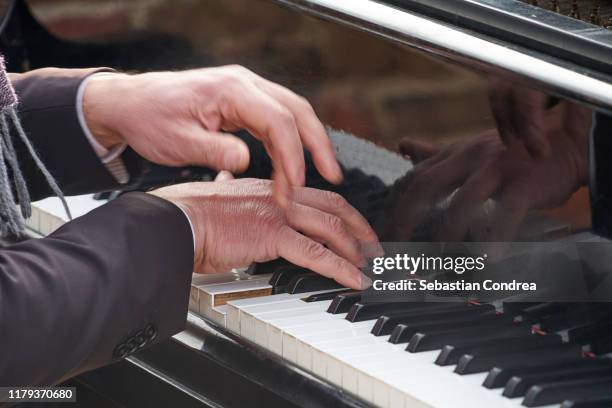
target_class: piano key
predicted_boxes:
[269,266,311,294]
[590,333,612,354]
[398,315,519,348]
[326,292,362,314]
[303,289,356,302]
[538,304,612,331]
[346,301,461,322]
[197,276,272,316]
[483,358,611,389]
[286,273,344,294]
[436,333,562,366]
[520,302,570,323]
[561,397,612,408]
[371,303,494,336]
[248,258,293,275]
[503,365,612,398]
[567,319,612,343]
[455,344,583,374]
[523,376,612,407]
[191,271,272,317]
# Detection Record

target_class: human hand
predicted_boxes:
[83,66,343,203]
[488,80,553,157]
[150,178,382,289]
[386,102,591,242]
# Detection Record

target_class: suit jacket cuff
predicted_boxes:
[9,68,135,200]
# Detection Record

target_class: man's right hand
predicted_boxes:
[150,179,381,290]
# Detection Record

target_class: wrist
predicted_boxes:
[83,72,130,149]
[148,188,205,269]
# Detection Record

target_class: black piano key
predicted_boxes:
[568,319,612,343]
[504,366,612,398]
[250,258,293,275]
[405,319,526,351]
[483,358,611,389]
[455,344,582,375]
[501,301,543,315]
[389,313,509,344]
[286,273,343,294]
[346,302,461,322]
[327,292,362,314]
[520,302,569,323]
[269,266,311,294]
[303,289,356,303]
[436,334,561,366]
[591,333,612,354]
[562,397,612,408]
[523,376,612,407]
[539,304,612,332]
[371,304,493,336]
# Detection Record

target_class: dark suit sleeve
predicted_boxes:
[8,68,140,200]
[0,192,194,386]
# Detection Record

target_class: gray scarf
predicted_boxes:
[0,55,70,237]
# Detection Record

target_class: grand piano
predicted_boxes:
[10,0,612,407]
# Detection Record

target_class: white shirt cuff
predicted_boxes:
[76,73,129,176]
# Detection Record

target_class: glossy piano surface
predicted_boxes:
[16,0,612,406]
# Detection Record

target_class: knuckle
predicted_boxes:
[325,191,348,210]
[302,239,328,260]
[325,214,346,235]
[297,95,315,113]
[276,107,296,127]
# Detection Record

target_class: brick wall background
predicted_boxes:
[27,0,495,151]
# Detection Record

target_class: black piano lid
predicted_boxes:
[382,0,612,77]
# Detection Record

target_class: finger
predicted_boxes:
[291,188,382,257]
[489,83,550,157]
[399,138,441,164]
[222,83,306,186]
[179,129,250,172]
[256,80,343,184]
[215,170,235,181]
[272,169,291,210]
[437,167,502,241]
[485,187,530,242]
[287,203,366,266]
[389,155,472,241]
[276,226,370,290]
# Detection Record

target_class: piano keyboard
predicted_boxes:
[188,265,612,408]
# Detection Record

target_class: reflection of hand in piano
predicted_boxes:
[150,178,382,289]
[382,103,591,242]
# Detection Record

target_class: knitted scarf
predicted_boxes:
[0,55,70,237]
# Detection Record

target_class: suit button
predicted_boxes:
[113,343,130,359]
[144,324,157,341]
[133,330,146,347]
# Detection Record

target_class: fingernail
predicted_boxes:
[363,242,385,258]
[224,146,249,171]
[358,274,372,290]
[330,160,343,184]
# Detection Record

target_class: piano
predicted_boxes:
[12,0,612,407]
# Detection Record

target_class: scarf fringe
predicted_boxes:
[0,106,71,238]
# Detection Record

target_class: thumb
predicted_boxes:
[399,138,440,163]
[215,170,235,181]
[180,130,251,173]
